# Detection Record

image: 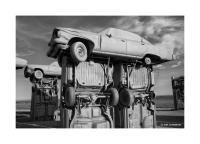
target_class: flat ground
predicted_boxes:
[16,96,184,128]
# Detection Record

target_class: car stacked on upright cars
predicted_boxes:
[47,27,174,128]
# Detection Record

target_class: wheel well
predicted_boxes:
[34,68,44,74]
[143,54,161,63]
[68,37,95,55]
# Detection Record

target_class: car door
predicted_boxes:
[126,38,147,58]
[100,34,126,55]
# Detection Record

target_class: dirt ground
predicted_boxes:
[16,110,184,128]
[16,98,184,128]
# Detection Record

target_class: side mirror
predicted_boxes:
[106,33,112,38]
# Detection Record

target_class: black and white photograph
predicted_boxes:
[16,16,184,128]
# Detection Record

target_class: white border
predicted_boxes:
[0,0,199,144]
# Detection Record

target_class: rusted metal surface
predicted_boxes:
[30,86,58,121]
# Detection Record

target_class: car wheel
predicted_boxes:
[144,57,152,65]
[64,86,75,108]
[108,88,119,106]
[119,89,134,107]
[70,42,87,63]
[34,69,43,80]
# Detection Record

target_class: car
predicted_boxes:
[47,27,175,65]
[112,63,156,128]
[59,61,119,128]
[62,61,119,108]
[24,64,61,80]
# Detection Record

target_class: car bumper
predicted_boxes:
[47,41,69,58]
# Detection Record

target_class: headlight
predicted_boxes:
[34,70,43,79]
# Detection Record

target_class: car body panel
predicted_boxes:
[129,67,149,89]
[25,64,61,77]
[75,62,105,87]
[100,34,127,55]
[69,106,111,128]
[55,27,99,48]
[126,40,146,57]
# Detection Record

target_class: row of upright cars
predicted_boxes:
[45,27,174,128]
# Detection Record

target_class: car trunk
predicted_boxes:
[128,67,149,90]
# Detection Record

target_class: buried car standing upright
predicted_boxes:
[24,64,61,121]
[47,27,175,65]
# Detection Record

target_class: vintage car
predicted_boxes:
[47,27,175,65]
[62,61,119,108]
[16,57,28,69]
[113,63,156,128]
[61,61,119,128]
[24,64,61,80]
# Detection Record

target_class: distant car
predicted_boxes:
[47,27,175,65]
[24,64,61,80]
[16,57,28,69]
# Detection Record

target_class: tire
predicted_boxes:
[144,57,152,65]
[70,42,87,63]
[119,89,134,107]
[64,86,75,107]
[24,67,31,78]
[108,88,119,106]
[29,75,34,83]
[34,69,43,79]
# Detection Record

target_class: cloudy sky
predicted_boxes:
[16,16,184,100]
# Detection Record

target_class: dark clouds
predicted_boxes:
[109,16,184,58]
